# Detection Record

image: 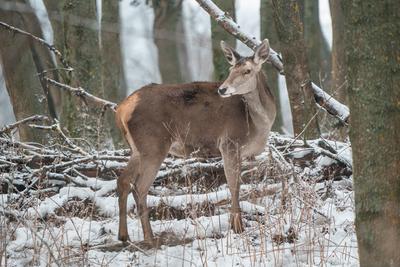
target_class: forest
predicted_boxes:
[0,0,399,266]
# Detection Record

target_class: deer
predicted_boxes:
[115,39,276,245]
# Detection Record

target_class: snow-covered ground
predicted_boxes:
[1,134,357,266]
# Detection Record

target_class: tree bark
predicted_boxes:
[0,0,55,142]
[303,0,331,88]
[211,0,236,81]
[260,0,283,132]
[343,1,400,266]
[43,0,111,147]
[329,0,346,103]
[272,0,319,138]
[100,0,126,147]
[153,0,186,83]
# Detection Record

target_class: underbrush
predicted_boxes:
[0,133,357,266]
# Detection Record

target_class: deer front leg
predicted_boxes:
[220,141,244,233]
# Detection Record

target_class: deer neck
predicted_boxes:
[242,72,275,131]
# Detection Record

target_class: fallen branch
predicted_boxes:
[194,0,350,123]
[0,115,49,135]
[43,77,117,112]
[30,120,90,156]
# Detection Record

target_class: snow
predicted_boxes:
[2,134,358,267]
[0,2,358,266]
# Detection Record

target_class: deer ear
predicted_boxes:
[253,39,270,65]
[220,41,241,66]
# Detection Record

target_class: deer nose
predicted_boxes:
[218,87,227,95]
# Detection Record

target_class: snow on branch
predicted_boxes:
[0,115,49,134]
[43,77,117,112]
[194,0,350,123]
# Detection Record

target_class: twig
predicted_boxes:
[194,0,349,123]
[282,110,320,154]
[29,120,90,156]
[0,21,71,70]
[43,77,117,112]
[0,207,62,267]
[0,115,49,134]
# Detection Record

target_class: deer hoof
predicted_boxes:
[230,214,245,233]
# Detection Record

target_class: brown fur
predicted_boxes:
[116,39,276,244]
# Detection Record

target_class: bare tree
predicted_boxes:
[153,0,187,83]
[43,0,111,146]
[100,0,127,146]
[0,0,57,142]
[272,0,319,138]
[329,0,346,103]
[260,0,283,132]
[343,1,400,266]
[211,0,236,81]
[303,0,331,89]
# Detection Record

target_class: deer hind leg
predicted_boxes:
[132,143,170,244]
[118,154,140,242]
[220,141,244,233]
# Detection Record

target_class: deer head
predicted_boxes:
[218,39,270,98]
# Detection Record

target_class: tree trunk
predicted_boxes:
[44,0,111,147]
[303,0,331,88]
[211,0,236,81]
[260,0,283,132]
[343,1,400,266]
[329,0,346,103]
[100,0,126,147]
[272,0,319,138]
[0,0,56,142]
[153,0,186,83]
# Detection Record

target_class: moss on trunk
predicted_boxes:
[44,0,111,148]
[343,1,400,266]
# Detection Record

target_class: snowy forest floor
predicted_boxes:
[0,132,358,267]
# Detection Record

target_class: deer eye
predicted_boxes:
[243,69,251,75]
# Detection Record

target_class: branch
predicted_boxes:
[0,21,72,70]
[43,77,117,112]
[29,120,90,155]
[0,115,49,134]
[194,0,350,123]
